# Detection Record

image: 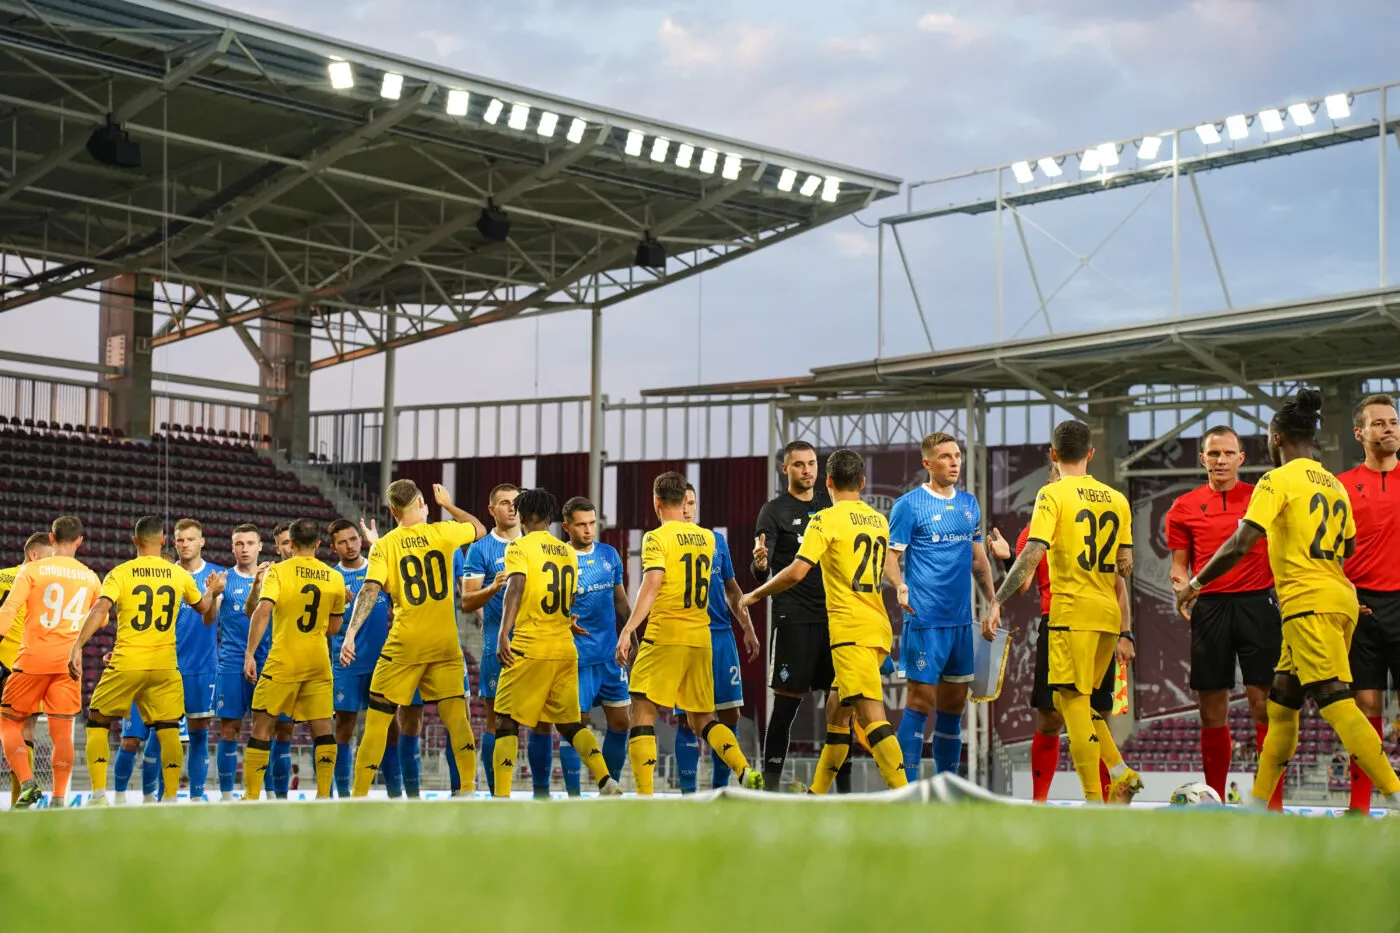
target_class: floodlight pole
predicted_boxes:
[380,311,396,497]
[1172,130,1181,316]
[588,304,604,522]
[1381,85,1389,288]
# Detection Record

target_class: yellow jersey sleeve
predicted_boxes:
[1243,471,1286,531]
[100,567,124,606]
[330,582,346,617]
[504,540,528,579]
[1026,484,1060,546]
[259,563,282,604]
[641,531,666,573]
[177,567,202,607]
[1116,492,1134,550]
[365,538,390,588]
[795,511,832,566]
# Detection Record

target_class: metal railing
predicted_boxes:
[0,371,109,429]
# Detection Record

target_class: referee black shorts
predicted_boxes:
[1351,589,1400,691]
[768,623,835,694]
[1189,588,1281,692]
[1031,614,1115,714]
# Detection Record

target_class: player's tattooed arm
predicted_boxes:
[994,540,1045,605]
[338,580,382,666]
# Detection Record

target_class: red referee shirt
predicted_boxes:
[1336,463,1400,592]
[1164,482,1273,594]
[1015,524,1052,616]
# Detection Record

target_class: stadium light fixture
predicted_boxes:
[445,89,470,116]
[536,111,558,138]
[625,130,645,157]
[1036,157,1063,177]
[1287,102,1315,126]
[1011,161,1034,184]
[483,98,504,125]
[1225,114,1249,140]
[777,168,797,192]
[508,103,530,131]
[635,233,666,269]
[476,202,511,243]
[799,173,821,197]
[821,176,841,202]
[721,153,742,180]
[1195,123,1222,145]
[1136,136,1161,160]
[380,72,403,100]
[698,148,718,174]
[1095,143,1119,167]
[675,143,695,169]
[566,118,587,144]
[327,58,354,90]
[1078,149,1100,172]
[650,137,670,162]
[1325,93,1351,119]
[1258,108,1285,133]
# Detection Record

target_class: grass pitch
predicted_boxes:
[3,800,1397,932]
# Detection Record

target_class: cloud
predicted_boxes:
[830,228,878,259]
[915,12,988,46]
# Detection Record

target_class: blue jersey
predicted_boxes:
[707,532,736,632]
[463,531,514,639]
[332,562,392,676]
[571,542,624,665]
[216,567,270,673]
[175,560,224,675]
[888,485,982,629]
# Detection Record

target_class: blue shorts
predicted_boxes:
[676,629,743,714]
[216,670,293,722]
[121,705,189,742]
[183,673,216,718]
[335,670,425,713]
[901,624,976,686]
[578,659,630,710]
[477,652,501,700]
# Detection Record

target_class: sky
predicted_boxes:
[4,0,1400,424]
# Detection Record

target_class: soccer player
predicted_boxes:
[676,483,760,793]
[989,421,1141,804]
[329,518,397,798]
[559,496,632,792]
[0,531,55,805]
[751,440,834,791]
[460,484,525,795]
[213,523,269,798]
[342,481,485,797]
[1164,427,1282,806]
[0,517,98,808]
[741,450,910,792]
[888,432,998,781]
[72,517,224,806]
[1175,388,1400,813]
[1336,394,1400,813]
[490,488,622,798]
[249,521,298,796]
[242,518,344,799]
[618,472,763,794]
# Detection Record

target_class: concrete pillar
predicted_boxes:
[1088,394,1130,493]
[259,307,312,460]
[97,274,153,439]
[1317,379,1365,474]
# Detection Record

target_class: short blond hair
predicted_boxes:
[387,479,422,513]
[920,432,958,456]
[174,517,202,535]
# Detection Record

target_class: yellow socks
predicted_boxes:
[438,697,477,793]
[1321,696,1400,797]
[865,721,908,789]
[699,721,749,775]
[155,725,183,801]
[1249,700,1299,805]
[567,727,611,785]
[492,731,518,799]
[313,736,336,799]
[810,724,852,794]
[85,725,110,796]
[244,738,271,800]
[628,726,656,795]
[352,707,394,797]
[1057,691,1102,802]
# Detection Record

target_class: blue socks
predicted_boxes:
[675,724,700,793]
[187,728,209,799]
[271,739,292,797]
[711,745,732,789]
[335,742,352,797]
[481,733,496,795]
[559,742,582,796]
[217,738,238,794]
[114,746,137,792]
[399,734,421,797]
[602,728,627,781]
[380,745,403,797]
[897,708,928,783]
[528,731,553,795]
[142,733,161,798]
[931,710,963,775]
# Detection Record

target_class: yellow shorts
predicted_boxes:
[1047,628,1116,696]
[495,657,579,728]
[252,676,333,722]
[89,668,183,722]
[1276,611,1355,685]
[630,641,713,712]
[832,644,888,704]
[369,655,468,707]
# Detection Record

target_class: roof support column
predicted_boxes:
[379,314,397,492]
[97,274,153,440]
[588,304,605,524]
[1318,379,1366,474]
[1088,389,1130,492]
[260,307,312,460]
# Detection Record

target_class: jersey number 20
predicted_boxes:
[851,533,888,593]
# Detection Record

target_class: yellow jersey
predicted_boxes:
[257,556,344,681]
[0,564,24,669]
[640,521,715,647]
[1027,474,1134,634]
[368,520,478,663]
[1243,458,1358,620]
[796,499,893,651]
[101,556,202,671]
[503,531,579,661]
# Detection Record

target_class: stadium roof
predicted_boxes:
[0,0,901,370]
[642,286,1400,417]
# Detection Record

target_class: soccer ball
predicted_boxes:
[1169,782,1223,807]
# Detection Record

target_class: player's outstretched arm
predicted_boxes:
[612,583,632,631]
[195,572,226,622]
[994,541,1045,606]
[882,549,914,615]
[1173,523,1263,618]
[970,541,998,604]
[68,596,114,680]
[497,574,524,668]
[0,572,29,639]
[338,580,382,666]
[433,484,488,540]
[245,600,274,683]
[617,570,663,665]
[245,562,271,620]
[724,578,760,660]
[461,572,504,612]
[740,559,810,610]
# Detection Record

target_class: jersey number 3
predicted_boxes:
[1074,510,1120,573]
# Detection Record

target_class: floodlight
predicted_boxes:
[1224,114,1248,140]
[1287,102,1314,126]
[1258,108,1284,133]
[1011,161,1034,184]
[1095,143,1119,167]
[1078,149,1100,172]
[1195,123,1221,144]
[820,176,841,202]
[625,130,645,157]
[1036,157,1063,177]
[445,89,470,116]
[799,174,821,197]
[1324,94,1350,119]
[380,73,403,100]
[675,143,694,168]
[1136,136,1161,160]
[777,168,797,192]
[721,153,742,180]
[327,59,353,90]
[508,103,529,131]
[483,99,504,124]
[566,118,587,143]
[537,111,558,137]
[698,149,718,174]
